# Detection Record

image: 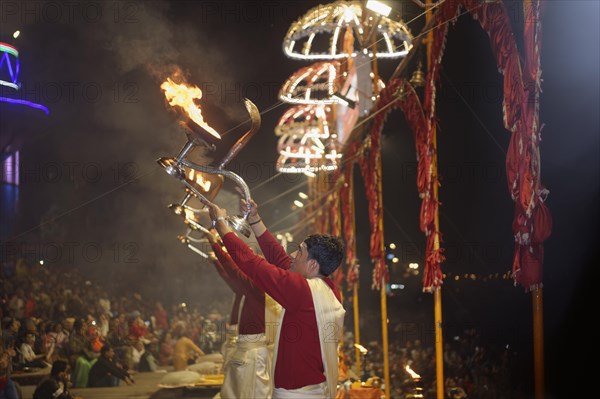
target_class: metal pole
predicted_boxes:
[532,286,544,399]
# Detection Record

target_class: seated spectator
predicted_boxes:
[1,318,19,354]
[172,328,204,371]
[128,312,157,347]
[132,340,157,372]
[446,377,468,399]
[55,318,75,360]
[87,326,104,354]
[96,314,110,339]
[154,302,169,335]
[71,325,101,388]
[19,332,49,369]
[88,344,134,387]
[0,350,19,399]
[158,331,174,367]
[43,323,62,363]
[106,316,132,369]
[33,360,76,399]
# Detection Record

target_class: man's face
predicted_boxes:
[290,242,315,278]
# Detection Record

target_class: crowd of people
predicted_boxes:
[2,196,524,399]
[341,326,520,399]
[0,256,229,398]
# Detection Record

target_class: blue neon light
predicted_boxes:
[5,54,15,81]
[0,96,49,115]
[0,51,19,84]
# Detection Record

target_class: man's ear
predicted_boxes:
[308,259,320,275]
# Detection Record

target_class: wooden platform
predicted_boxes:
[18,371,221,399]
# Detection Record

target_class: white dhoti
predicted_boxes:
[221,324,239,368]
[271,279,345,399]
[273,382,327,399]
[220,333,272,399]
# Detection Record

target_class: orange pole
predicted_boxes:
[375,143,390,399]
[353,283,362,379]
[380,276,390,399]
[434,284,444,398]
[349,171,362,380]
[532,287,544,399]
[426,1,444,398]
[369,14,390,399]
[433,127,444,399]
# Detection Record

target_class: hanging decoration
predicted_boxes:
[423,0,551,291]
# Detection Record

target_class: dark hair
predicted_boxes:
[100,344,113,356]
[73,318,84,332]
[304,234,344,277]
[51,360,69,377]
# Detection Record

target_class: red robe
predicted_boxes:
[222,230,341,390]
[211,242,265,335]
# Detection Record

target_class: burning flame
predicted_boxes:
[188,169,212,192]
[184,209,197,221]
[161,78,221,139]
[405,364,421,379]
[354,343,368,355]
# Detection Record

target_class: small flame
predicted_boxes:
[354,343,368,355]
[184,209,196,221]
[161,78,221,139]
[405,364,421,379]
[188,169,212,192]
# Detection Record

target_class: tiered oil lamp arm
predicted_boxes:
[179,160,253,238]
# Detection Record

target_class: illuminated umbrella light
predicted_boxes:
[275,102,341,173]
[283,0,413,61]
[279,61,341,105]
[275,104,335,140]
[276,134,341,173]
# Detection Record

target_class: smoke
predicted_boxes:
[7,0,301,310]
[10,0,260,307]
[86,1,248,305]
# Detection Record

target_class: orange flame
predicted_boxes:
[161,78,221,139]
[188,169,212,192]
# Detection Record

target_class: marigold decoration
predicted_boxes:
[422,0,551,291]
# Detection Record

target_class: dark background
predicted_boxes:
[1,1,597,397]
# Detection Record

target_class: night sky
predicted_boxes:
[1,1,598,397]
